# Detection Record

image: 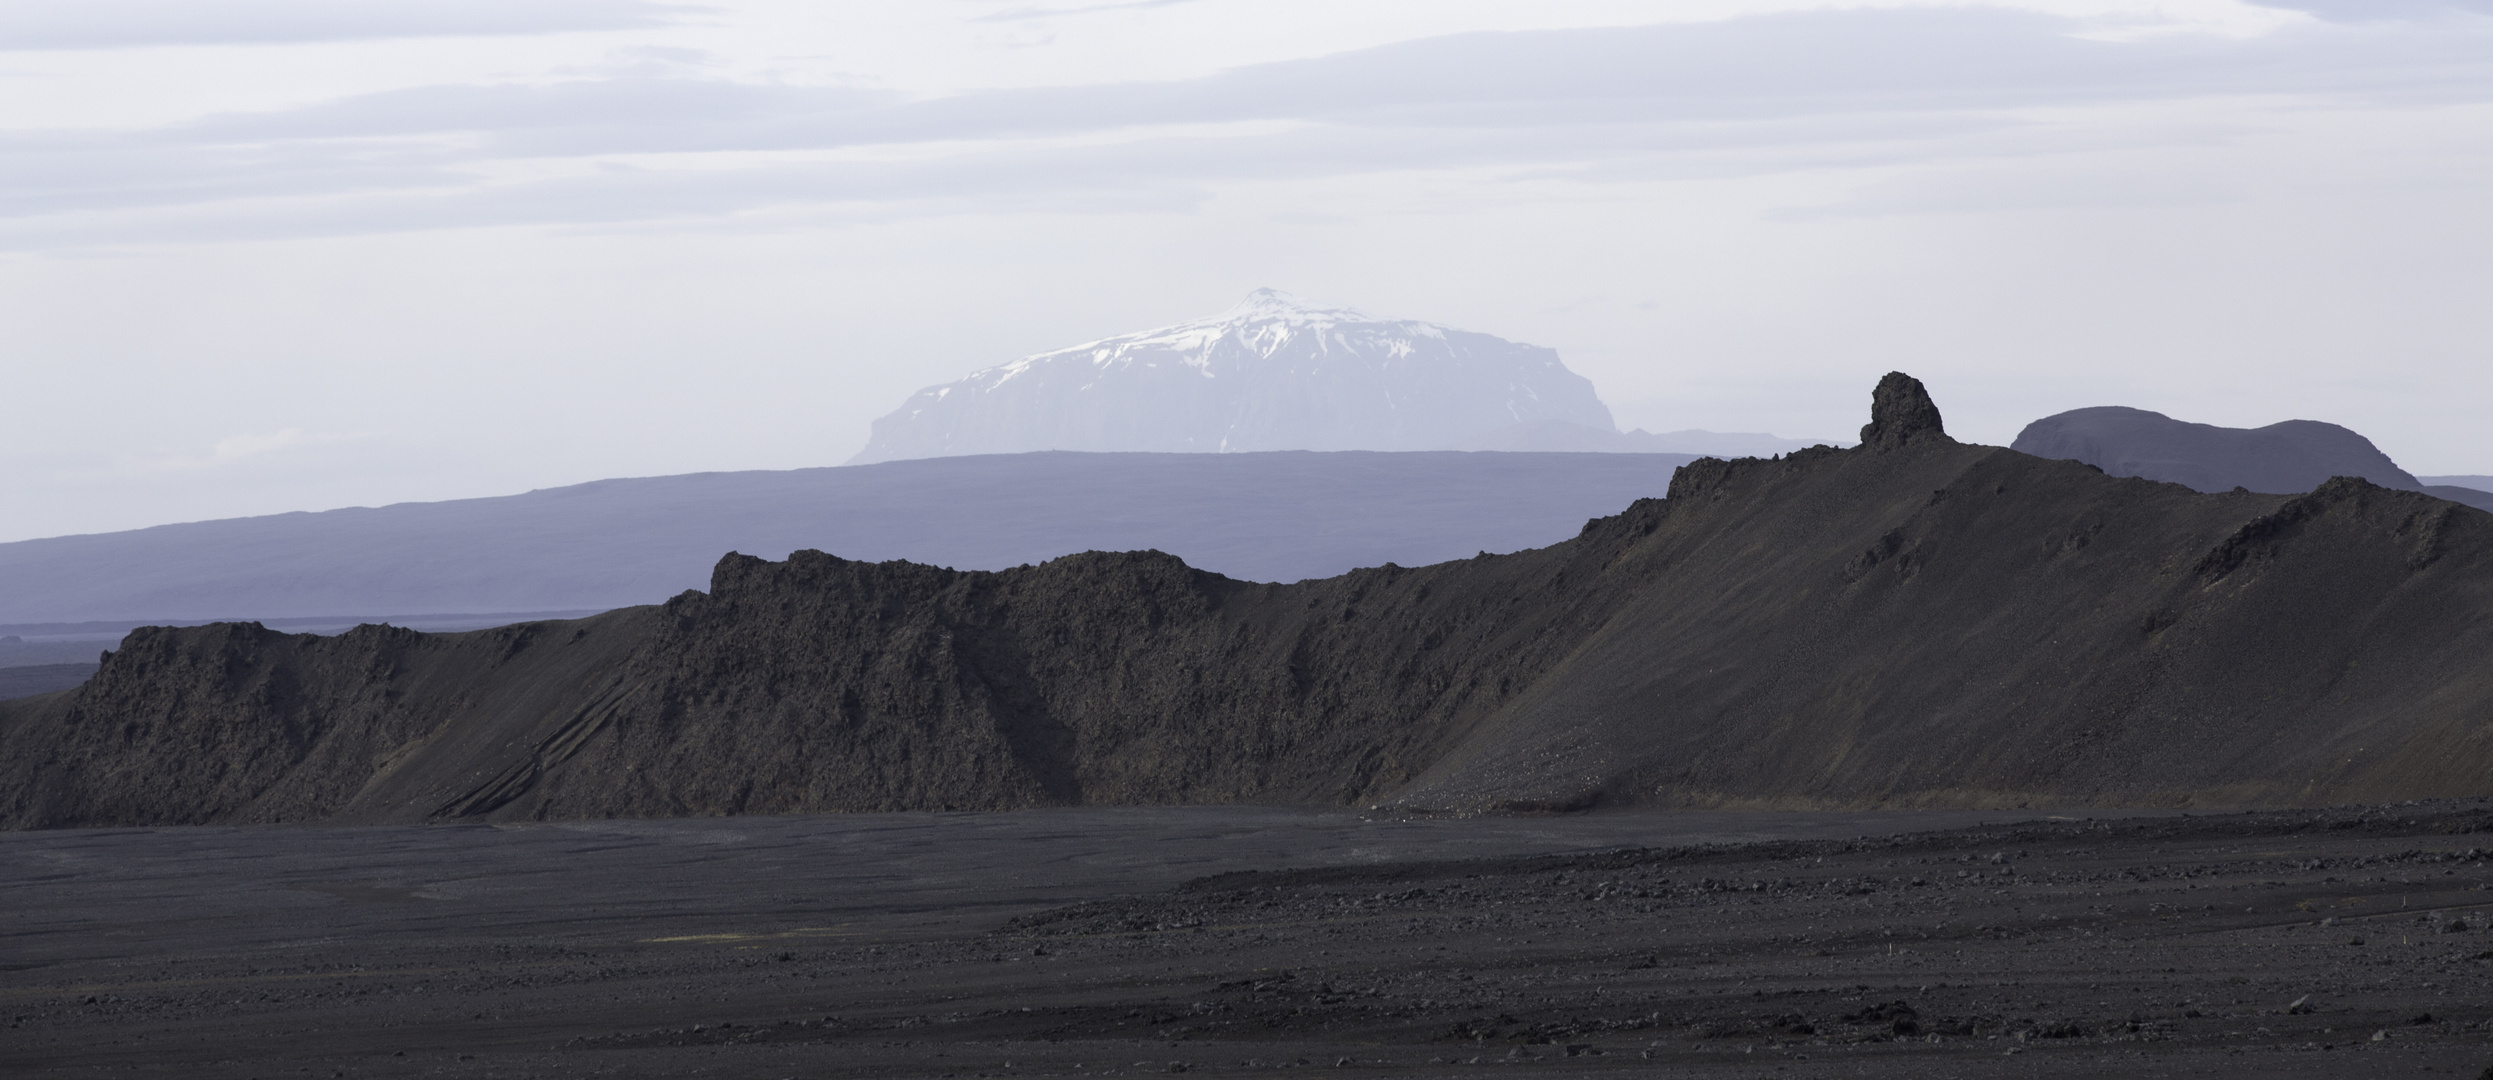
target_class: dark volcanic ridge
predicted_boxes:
[5,373,2492,830]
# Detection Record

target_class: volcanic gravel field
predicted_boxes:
[7,804,2493,1079]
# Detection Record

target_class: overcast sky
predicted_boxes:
[3,0,2489,541]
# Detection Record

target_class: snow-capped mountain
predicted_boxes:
[848,289,1617,464]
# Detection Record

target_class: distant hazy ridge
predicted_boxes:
[0,451,1697,625]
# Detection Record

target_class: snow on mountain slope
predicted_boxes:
[850,289,1615,463]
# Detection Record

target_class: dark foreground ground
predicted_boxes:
[5,804,2492,1079]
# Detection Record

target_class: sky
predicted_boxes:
[2,0,2490,542]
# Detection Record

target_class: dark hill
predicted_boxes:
[2422,485,2493,513]
[6,374,2491,828]
[2012,406,2493,514]
[2420,474,2493,513]
[2423,474,2493,494]
[2013,405,2414,493]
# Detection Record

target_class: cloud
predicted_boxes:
[1772,161,2241,219]
[972,0,1210,24]
[174,79,902,149]
[2246,0,2493,23]
[147,11,2493,154]
[133,429,364,474]
[3,8,2491,248]
[212,429,313,461]
[0,0,707,51]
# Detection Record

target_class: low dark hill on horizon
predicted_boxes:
[5,374,2491,829]
[0,451,1697,625]
[2423,474,2493,494]
[2011,405,2493,513]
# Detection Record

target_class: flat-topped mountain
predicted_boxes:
[849,289,1618,463]
[6,374,2491,828]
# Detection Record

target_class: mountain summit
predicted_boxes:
[847,289,1615,464]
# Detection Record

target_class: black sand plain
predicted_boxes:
[8,802,2493,1079]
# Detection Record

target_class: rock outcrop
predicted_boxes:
[7,373,2491,828]
[1859,370,1949,449]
